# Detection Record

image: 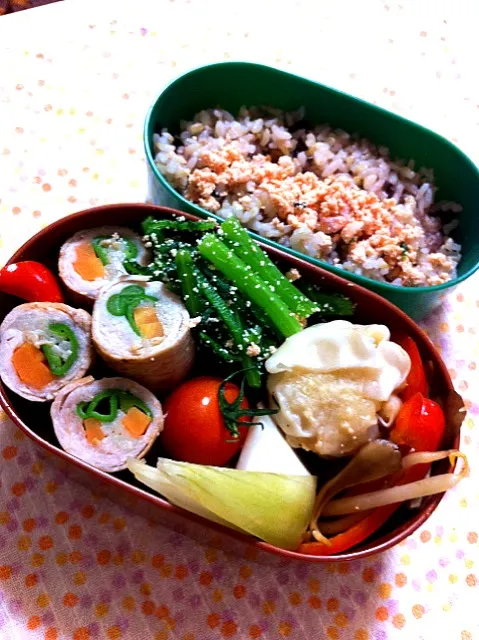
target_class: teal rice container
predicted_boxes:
[143,62,479,320]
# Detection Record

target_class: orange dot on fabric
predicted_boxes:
[461,632,473,640]
[375,606,389,622]
[308,595,322,609]
[107,627,121,640]
[355,629,369,640]
[362,567,376,583]
[212,588,223,603]
[155,604,169,619]
[132,550,145,564]
[154,633,167,640]
[28,616,41,630]
[67,196,77,204]
[55,512,69,525]
[2,445,17,459]
[63,592,79,607]
[45,628,58,640]
[46,481,57,494]
[39,536,53,550]
[468,532,478,544]
[68,179,77,187]
[159,564,172,578]
[0,565,12,581]
[97,550,111,565]
[151,553,164,568]
[32,553,45,567]
[37,593,49,607]
[207,613,220,629]
[113,517,126,531]
[18,536,31,551]
[221,621,237,638]
[205,548,218,563]
[73,629,90,640]
[262,601,276,615]
[466,574,477,587]
[289,592,302,606]
[69,551,82,564]
[249,624,262,639]
[0,513,10,525]
[395,573,407,587]
[338,563,350,575]
[308,578,320,593]
[278,622,292,637]
[12,482,26,497]
[68,525,82,540]
[140,582,151,596]
[233,584,246,599]
[392,614,406,629]
[412,604,425,619]
[175,564,188,580]
[327,598,339,612]
[32,461,43,474]
[199,571,213,586]
[95,603,109,618]
[420,530,431,543]
[239,565,252,580]
[142,600,155,615]
[122,596,135,612]
[25,573,38,587]
[335,613,349,628]
[80,505,95,519]
[378,583,392,599]
[42,183,51,192]
[326,627,339,640]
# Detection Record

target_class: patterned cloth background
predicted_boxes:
[0,1,478,638]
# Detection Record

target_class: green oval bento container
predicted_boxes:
[144,62,479,320]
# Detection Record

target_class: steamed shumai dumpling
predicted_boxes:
[266,321,411,457]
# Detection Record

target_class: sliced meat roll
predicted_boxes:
[92,276,195,393]
[0,303,93,402]
[51,376,163,472]
[58,226,150,304]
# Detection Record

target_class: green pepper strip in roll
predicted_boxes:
[41,323,79,377]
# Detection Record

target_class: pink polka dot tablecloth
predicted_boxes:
[0,1,478,638]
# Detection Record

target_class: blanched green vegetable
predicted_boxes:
[128,457,317,550]
[220,217,318,318]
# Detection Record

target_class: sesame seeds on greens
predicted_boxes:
[138,215,354,388]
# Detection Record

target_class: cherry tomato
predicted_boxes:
[390,392,445,453]
[162,377,249,466]
[0,261,64,303]
[395,334,428,401]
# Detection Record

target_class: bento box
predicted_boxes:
[0,204,463,563]
[143,62,479,321]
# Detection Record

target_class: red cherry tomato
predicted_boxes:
[395,334,429,401]
[390,392,445,453]
[162,377,249,466]
[0,261,64,303]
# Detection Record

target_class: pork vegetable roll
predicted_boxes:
[58,226,150,304]
[92,276,195,393]
[0,303,93,401]
[51,376,164,472]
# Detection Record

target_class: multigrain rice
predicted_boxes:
[153,107,462,287]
